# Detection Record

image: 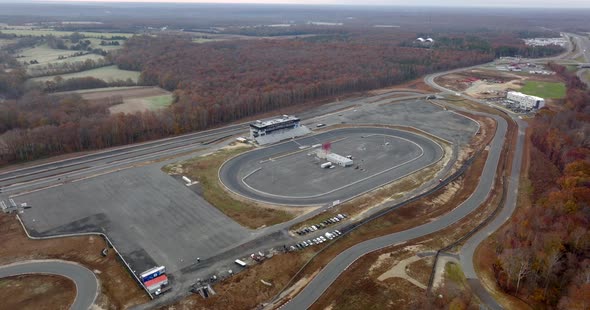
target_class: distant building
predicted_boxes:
[249,115,310,145]
[507,91,545,110]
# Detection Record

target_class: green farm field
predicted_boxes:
[520,80,566,99]
[28,65,140,84]
[145,94,174,109]
[17,44,104,66]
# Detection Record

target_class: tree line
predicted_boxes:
[1,33,495,164]
[492,63,590,308]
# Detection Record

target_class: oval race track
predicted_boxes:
[0,260,98,310]
[219,127,443,206]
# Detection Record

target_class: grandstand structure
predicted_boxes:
[249,115,310,145]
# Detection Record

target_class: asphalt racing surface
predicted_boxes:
[0,260,98,310]
[220,127,443,205]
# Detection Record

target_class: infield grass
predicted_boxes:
[163,146,295,229]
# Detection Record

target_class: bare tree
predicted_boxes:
[516,258,530,294]
[544,249,562,297]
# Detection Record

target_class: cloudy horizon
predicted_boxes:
[16,0,590,9]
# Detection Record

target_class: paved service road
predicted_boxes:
[0,260,98,310]
[282,108,507,309]
[425,61,524,309]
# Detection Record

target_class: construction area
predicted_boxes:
[434,67,565,112]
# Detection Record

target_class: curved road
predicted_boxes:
[0,260,98,310]
[282,107,508,309]
[281,37,570,307]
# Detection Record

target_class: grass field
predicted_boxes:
[109,93,174,114]
[85,38,125,51]
[565,64,579,72]
[56,86,146,95]
[520,80,566,99]
[145,94,174,109]
[17,44,104,67]
[28,65,140,84]
[0,28,134,39]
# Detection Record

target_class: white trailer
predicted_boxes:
[235,259,247,267]
[320,162,332,169]
[327,153,353,167]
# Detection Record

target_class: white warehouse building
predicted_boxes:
[507,91,545,110]
[326,153,353,167]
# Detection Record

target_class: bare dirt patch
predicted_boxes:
[0,214,149,309]
[0,274,75,310]
[377,254,427,289]
[407,256,435,286]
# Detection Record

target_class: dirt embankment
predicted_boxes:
[0,274,75,310]
[0,214,149,309]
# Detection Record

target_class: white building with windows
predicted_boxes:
[249,115,310,145]
[507,91,545,110]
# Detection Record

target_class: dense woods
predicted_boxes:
[493,64,590,308]
[115,35,493,129]
[0,33,495,164]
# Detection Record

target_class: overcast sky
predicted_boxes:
[31,0,590,8]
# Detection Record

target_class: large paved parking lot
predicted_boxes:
[18,165,251,273]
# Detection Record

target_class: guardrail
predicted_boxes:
[14,214,154,300]
[426,175,507,291]
[425,114,516,292]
